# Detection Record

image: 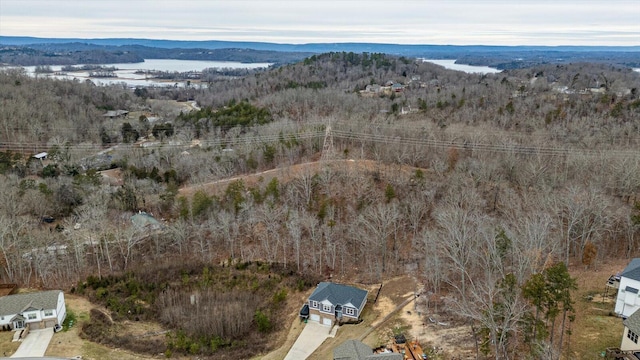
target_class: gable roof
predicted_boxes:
[621,258,640,282]
[0,290,62,317]
[625,308,640,334]
[131,212,163,231]
[333,339,373,360]
[309,282,368,309]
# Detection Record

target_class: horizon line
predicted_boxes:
[1,35,639,48]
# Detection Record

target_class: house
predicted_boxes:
[615,258,640,318]
[102,110,129,119]
[0,290,66,331]
[365,84,382,93]
[131,211,164,231]
[391,83,404,92]
[305,282,368,327]
[33,152,48,160]
[334,339,372,360]
[621,308,640,351]
[333,339,403,360]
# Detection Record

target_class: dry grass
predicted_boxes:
[178,159,419,199]
[45,294,164,360]
[0,331,20,357]
[257,285,350,360]
[16,259,628,360]
[566,259,626,359]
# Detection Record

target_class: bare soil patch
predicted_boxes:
[99,168,123,186]
[178,159,420,198]
[365,276,475,359]
[306,276,475,359]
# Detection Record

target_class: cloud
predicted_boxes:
[1,0,638,45]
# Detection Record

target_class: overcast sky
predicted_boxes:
[1,0,638,46]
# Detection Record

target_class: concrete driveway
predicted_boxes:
[11,328,54,358]
[283,322,332,360]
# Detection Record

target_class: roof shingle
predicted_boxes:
[309,282,368,309]
[0,290,61,317]
[624,308,640,334]
[333,339,373,360]
[621,258,640,281]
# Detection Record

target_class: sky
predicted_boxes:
[0,0,639,46]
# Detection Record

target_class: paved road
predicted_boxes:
[11,328,54,358]
[283,322,331,360]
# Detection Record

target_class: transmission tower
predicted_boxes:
[321,124,334,161]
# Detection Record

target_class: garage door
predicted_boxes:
[45,319,56,328]
[322,317,332,326]
[309,314,320,322]
[29,322,41,330]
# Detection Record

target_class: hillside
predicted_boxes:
[2,36,640,67]
[0,51,639,358]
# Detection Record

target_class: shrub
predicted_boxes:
[95,287,108,299]
[254,310,272,333]
[62,308,77,331]
[272,288,287,304]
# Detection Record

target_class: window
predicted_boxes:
[628,329,639,344]
[322,304,332,312]
[44,310,54,317]
[27,313,36,320]
[310,301,318,309]
[344,307,355,316]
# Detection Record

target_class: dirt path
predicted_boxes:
[178,159,420,198]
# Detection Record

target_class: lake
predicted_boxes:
[13,59,273,87]
[421,59,501,74]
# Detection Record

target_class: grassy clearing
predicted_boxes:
[0,331,20,357]
[566,260,625,359]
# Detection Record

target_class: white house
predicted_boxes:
[0,290,66,331]
[615,258,640,318]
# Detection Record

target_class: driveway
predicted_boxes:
[283,322,331,360]
[11,328,54,358]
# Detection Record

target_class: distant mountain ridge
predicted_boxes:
[2,36,639,53]
[2,36,640,69]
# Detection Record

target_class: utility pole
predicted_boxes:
[321,124,334,161]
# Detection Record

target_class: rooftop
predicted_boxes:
[625,308,640,334]
[309,282,368,309]
[0,290,62,317]
[622,259,640,282]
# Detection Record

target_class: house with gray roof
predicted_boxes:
[622,308,640,351]
[334,339,373,360]
[102,110,129,119]
[306,282,368,327]
[615,258,640,318]
[0,290,66,331]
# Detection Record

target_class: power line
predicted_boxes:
[2,123,639,160]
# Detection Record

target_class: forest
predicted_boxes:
[0,51,640,359]
[3,36,640,68]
